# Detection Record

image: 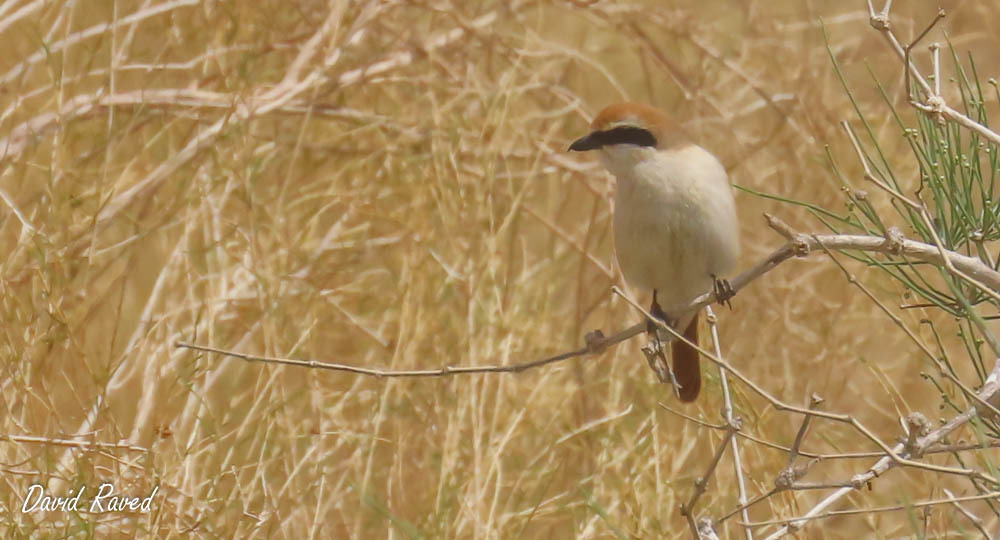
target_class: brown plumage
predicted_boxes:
[673,316,701,402]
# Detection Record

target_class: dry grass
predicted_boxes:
[3,0,1000,537]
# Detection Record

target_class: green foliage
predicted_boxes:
[821,32,1000,445]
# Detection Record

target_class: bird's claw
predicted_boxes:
[712,275,735,310]
[641,336,680,398]
[645,291,682,397]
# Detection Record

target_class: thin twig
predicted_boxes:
[176,322,639,377]
[616,281,1000,486]
[177,223,1000,489]
[744,491,1000,528]
[942,488,991,537]
[719,489,780,524]
[179,221,1000,378]
[681,421,740,538]
[902,8,946,104]
[774,395,824,490]
[658,402,997,461]
[762,358,1000,538]
[814,233,1000,421]
[787,395,823,466]
[706,306,753,540]
[867,3,1000,148]
[4,434,148,452]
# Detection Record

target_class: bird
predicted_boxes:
[569,102,740,401]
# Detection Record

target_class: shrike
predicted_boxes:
[570,102,740,401]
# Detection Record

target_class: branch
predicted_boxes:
[865,2,1000,147]
[178,219,1000,380]
[681,418,741,538]
[745,491,1000,528]
[616,254,998,489]
[707,306,754,540]
[176,325,636,378]
[943,488,991,537]
[4,433,148,452]
[762,216,1000,294]
[761,358,1000,538]
[662,402,1000,461]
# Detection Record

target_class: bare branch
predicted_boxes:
[706,306,753,540]
[867,4,1000,147]
[177,221,1000,482]
[4,433,148,452]
[745,491,1000,528]
[762,358,1000,538]
[176,321,639,378]
[681,419,741,538]
[787,395,823,466]
[943,488,991,537]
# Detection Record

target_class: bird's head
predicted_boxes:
[569,102,690,176]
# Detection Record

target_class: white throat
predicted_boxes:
[598,145,658,180]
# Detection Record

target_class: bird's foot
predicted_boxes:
[643,293,681,397]
[647,294,670,340]
[712,275,735,310]
[641,337,680,398]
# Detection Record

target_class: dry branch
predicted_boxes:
[748,490,1000,529]
[760,357,1000,538]
[706,306,754,540]
[178,217,1000,540]
[178,219,1000,383]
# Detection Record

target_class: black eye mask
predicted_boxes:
[569,126,658,151]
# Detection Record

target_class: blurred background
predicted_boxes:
[2,0,998,537]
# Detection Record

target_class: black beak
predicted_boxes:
[569,133,600,152]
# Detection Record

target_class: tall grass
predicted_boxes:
[2,1,999,537]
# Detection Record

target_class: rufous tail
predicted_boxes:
[671,313,701,402]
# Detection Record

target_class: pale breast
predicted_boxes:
[609,145,739,316]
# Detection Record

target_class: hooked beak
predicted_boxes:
[569,132,600,152]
